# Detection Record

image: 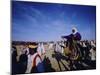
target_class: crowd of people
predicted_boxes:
[12,42,46,74]
[11,27,96,74]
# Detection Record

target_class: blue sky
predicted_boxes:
[12,1,96,41]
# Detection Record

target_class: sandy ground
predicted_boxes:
[41,48,71,72]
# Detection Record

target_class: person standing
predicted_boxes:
[26,44,44,73]
[37,43,42,56]
[41,43,45,55]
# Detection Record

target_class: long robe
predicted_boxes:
[37,43,42,56]
[62,32,81,41]
[41,43,45,54]
[25,53,44,73]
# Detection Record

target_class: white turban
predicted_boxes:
[72,27,78,34]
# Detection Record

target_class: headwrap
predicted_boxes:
[72,27,78,34]
[28,45,38,49]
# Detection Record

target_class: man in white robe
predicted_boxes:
[37,43,42,56]
[41,43,45,55]
[55,42,62,53]
[90,47,96,61]
[26,45,44,73]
